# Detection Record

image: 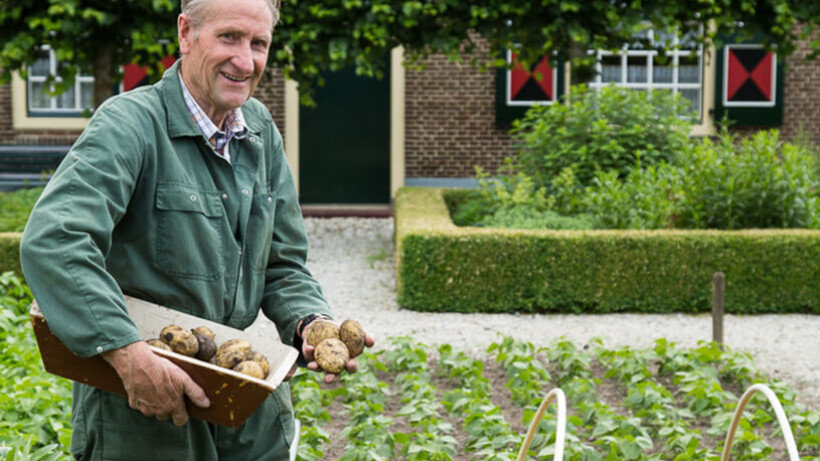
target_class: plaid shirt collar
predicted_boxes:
[178,70,248,162]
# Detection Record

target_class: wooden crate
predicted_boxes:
[30,296,299,427]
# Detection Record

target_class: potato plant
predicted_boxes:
[0,273,72,461]
[292,336,820,461]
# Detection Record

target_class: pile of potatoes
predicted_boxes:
[145,325,270,380]
[305,319,366,374]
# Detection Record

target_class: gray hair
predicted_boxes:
[181,0,280,31]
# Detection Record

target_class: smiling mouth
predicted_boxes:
[222,72,249,83]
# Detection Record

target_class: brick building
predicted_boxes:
[2,34,820,205]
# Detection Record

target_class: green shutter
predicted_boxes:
[713,36,783,127]
[496,52,565,127]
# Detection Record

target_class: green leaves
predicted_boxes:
[293,335,820,460]
[0,274,71,460]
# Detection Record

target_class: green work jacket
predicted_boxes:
[20,60,331,460]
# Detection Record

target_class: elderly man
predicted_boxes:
[19,0,371,459]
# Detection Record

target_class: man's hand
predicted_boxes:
[299,319,376,384]
[102,341,210,426]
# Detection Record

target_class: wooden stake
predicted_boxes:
[712,272,725,345]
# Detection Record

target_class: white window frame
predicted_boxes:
[27,45,95,115]
[588,29,705,122]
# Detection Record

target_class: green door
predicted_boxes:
[298,61,391,204]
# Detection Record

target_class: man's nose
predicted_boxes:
[232,42,254,74]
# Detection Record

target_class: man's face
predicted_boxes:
[178,0,272,123]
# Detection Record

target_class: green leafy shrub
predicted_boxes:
[584,163,683,230]
[674,129,819,230]
[479,207,594,230]
[510,85,691,189]
[0,187,43,233]
[584,129,820,230]
[450,166,550,227]
[450,166,593,230]
[400,187,820,314]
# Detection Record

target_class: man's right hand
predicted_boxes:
[102,341,210,426]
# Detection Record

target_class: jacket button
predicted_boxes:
[190,195,197,202]
[267,196,272,202]
[221,194,228,200]
[249,136,256,143]
[96,346,103,353]
[242,189,249,195]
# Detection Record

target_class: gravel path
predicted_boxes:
[251,217,820,411]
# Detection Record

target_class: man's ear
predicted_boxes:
[178,14,193,55]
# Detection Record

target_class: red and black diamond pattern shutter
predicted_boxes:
[715,42,782,127]
[122,55,177,92]
[496,51,564,127]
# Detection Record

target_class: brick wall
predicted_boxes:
[405,39,516,178]
[780,29,820,142]
[252,67,287,144]
[0,84,13,144]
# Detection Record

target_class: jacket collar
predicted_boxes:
[160,59,265,138]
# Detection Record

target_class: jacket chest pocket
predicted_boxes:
[247,188,276,271]
[155,185,226,281]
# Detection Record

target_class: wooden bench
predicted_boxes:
[0,145,70,191]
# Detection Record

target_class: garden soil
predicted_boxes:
[247,217,820,414]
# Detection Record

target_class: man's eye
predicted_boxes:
[221,33,236,40]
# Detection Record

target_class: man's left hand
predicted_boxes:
[291,319,375,383]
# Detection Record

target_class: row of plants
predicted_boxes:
[451,85,820,231]
[0,272,72,461]
[292,333,820,460]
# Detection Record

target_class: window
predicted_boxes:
[27,46,94,115]
[589,28,703,118]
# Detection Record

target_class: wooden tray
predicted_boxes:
[29,296,299,427]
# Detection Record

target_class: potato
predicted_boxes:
[246,350,270,378]
[160,324,199,357]
[340,319,366,357]
[233,360,266,380]
[314,338,349,374]
[146,338,172,351]
[215,339,251,369]
[194,334,217,361]
[304,320,339,347]
[219,339,252,356]
[191,326,216,342]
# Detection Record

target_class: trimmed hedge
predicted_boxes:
[0,233,22,277]
[395,187,820,314]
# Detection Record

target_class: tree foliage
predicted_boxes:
[1,0,819,106]
[270,0,820,103]
[0,0,178,106]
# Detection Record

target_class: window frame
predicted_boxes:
[588,29,706,123]
[26,45,95,117]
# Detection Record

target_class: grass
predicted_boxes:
[0,187,43,233]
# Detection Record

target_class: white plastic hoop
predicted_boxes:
[516,388,567,461]
[721,383,800,461]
